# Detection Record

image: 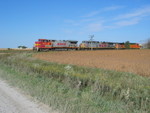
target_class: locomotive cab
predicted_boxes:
[68,40,78,47]
[33,39,53,51]
[80,41,99,49]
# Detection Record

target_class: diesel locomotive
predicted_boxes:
[33,39,78,51]
[33,39,141,51]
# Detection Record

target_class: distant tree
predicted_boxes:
[146,38,150,49]
[18,46,22,48]
[22,46,27,49]
[125,41,130,49]
[18,46,27,49]
[7,48,11,50]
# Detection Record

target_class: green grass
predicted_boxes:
[0,51,149,113]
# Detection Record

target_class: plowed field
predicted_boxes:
[34,50,150,77]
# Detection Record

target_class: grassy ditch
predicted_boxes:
[0,52,150,113]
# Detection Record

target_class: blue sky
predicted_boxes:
[0,0,150,48]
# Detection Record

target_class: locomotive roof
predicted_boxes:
[100,42,125,44]
[38,39,77,42]
[38,39,56,41]
[37,39,139,45]
[67,40,78,42]
[82,41,99,43]
[38,39,49,40]
[130,43,139,44]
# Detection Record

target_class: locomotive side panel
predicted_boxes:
[79,41,99,49]
[52,40,78,49]
[99,42,109,48]
[33,39,53,51]
[68,41,78,49]
[130,43,140,49]
[52,40,69,48]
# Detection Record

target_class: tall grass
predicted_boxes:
[0,52,149,113]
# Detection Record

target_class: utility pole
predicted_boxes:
[89,35,94,50]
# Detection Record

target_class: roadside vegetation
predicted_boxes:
[0,51,149,113]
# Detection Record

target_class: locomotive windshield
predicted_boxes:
[38,39,50,42]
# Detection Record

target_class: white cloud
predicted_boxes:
[64,19,80,26]
[80,18,97,22]
[63,29,74,34]
[110,6,150,28]
[103,6,124,11]
[64,5,150,34]
[84,11,101,18]
[83,5,123,18]
[115,6,150,20]
[86,23,103,32]
[115,18,141,27]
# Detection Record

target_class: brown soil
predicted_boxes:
[34,50,150,77]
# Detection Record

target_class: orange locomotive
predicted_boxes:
[130,43,141,49]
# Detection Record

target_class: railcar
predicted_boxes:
[115,43,125,49]
[79,41,141,50]
[130,43,141,49]
[33,39,78,51]
[79,41,116,50]
[79,41,99,50]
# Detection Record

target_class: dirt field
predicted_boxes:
[34,50,150,77]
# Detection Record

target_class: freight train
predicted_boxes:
[33,39,141,51]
